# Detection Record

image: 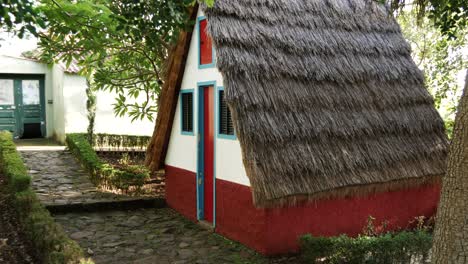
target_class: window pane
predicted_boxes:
[0,79,14,105]
[22,80,40,105]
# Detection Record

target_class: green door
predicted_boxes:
[0,75,46,138]
[0,79,19,135]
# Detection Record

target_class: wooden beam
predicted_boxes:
[145,6,198,172]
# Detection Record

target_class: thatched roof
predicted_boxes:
[202,0,448,207]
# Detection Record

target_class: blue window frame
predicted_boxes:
[180,89,194,135]
[216,87,236,140]
[197,16,216,69]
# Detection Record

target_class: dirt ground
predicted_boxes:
[0,175,38,264]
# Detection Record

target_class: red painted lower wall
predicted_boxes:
[165,166,440,255]
[263,183,440,254]
[215,179,269,254]
[165,166,197,221]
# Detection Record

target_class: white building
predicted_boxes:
[0,54,155,142]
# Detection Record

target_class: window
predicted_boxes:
[218,90,235,136]
[198,17,214,67]
[181,91,193,134]
[0,79,14,105]
[22,80,40,105]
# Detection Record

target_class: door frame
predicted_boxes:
[196,80,217,227]
[0,74,46,138]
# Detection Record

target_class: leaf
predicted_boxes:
[35,0,188,122]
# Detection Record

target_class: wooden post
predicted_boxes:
[145,6,198,172]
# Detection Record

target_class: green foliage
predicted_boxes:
[66,133,102,172]
[0,0,45,37]
[100,164,149,192]
[200,0,215,6]
[397,7,467,136]
[386,0,467,38]
[15,190,87,264]
[426,0,467,38]
[300,215,433,263]
[300,231,433,264]
[0,131,88,264]
[92,133,151,152]
[38,0,194,121]
[0,131,31,192]
[66,133,150,193]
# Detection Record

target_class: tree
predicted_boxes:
[386,0,468,262]
[38,0,193,121]
[387,0,467,37]
[0,0,44,37]
[397,9,467,136]
[393,0,468,263]
[85,79,96,144]
[432,71,468,263]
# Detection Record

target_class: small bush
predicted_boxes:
[66,134,101,170]
[15,190,85,263]
[66,133,150,193]
[0,132,31,192]
[91,133,151,152]
[300,230,432,264]
[0,131,88,263]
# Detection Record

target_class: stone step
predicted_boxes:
[45,197,166,214]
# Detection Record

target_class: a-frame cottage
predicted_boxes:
[146,0,448,255]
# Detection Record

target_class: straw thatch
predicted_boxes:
[202,0,448,207]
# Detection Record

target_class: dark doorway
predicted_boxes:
[21,123,42,139]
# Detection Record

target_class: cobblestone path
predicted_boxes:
[54,208,301,264]
[20,150,157,208]
[17,141,301,264]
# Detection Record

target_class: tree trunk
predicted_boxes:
[145,6,198,172]
[432,70,468,263]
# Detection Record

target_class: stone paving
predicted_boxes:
[20,150,159,209]
[54,208,301,264]
[16,140,302,264]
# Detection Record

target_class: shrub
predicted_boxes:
[91,133,151,152]
[300,231,432,264]
[0,131,89,263]
[0,132,31,192]
[66,133,150,193]
[66,133,102,175]
[15,190,86,264]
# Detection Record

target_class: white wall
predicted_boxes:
[165,9,250,187]
[61,74,155,137]
[51,64,66,142]
[61,76,155,138]
[63,73,88,134]
[94,89,155,136]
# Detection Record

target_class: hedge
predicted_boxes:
[66,133,149,192]
[0,132,31,192]
[300,231,432,264]
[0,131,90,264]
[91,133,151,152]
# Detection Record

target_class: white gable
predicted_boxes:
[165,8,250,187]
